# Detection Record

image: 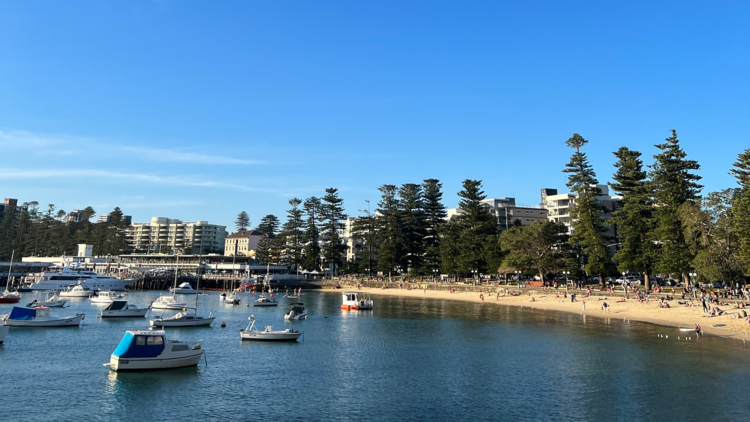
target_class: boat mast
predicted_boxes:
[195,242,202,312]
[173,254,179,299]
[5,250,13,293]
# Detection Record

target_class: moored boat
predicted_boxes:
[170,282,201,295]
[60,284,92,298]
[341,291,373,310]
[101,301,149,318]
[150,311,215,327]
[26,291,68,308]
[252,295,277,307]
[284,303,307,320]
[220,291,241,305]
[103,330,204,371]
[91,291,126,304]
[1,250,21,303]
[151,295,189,311]
[2,306,84,327]
[240,316,302,341]
[0,325,8,343]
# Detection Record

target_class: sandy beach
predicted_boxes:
[337,284,750,339]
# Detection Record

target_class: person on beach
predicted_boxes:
[480,294,484,302]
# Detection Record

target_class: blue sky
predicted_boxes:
[1,1,748,229]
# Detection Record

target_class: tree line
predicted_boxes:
[244,130,750,290]
[0,204,129,259]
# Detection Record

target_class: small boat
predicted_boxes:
[0,291,21,304]
[104,330,204,371]
[60,284,92,298]
[101,301,149,318]
[220,291,241,305]
[1,251,21,303]
[91,291,126,304]
[26,291,68,308]
[151,295,188,311]
[2,306,84,327]
[237,278,256,292]
[170,282,201,295]
[240,316,302,341]
[150,311,215,327]
[341,291,373,310]
[0,325,8,343]
[253,295,278,307]
[679,328,697,332]
[284,303,307,320]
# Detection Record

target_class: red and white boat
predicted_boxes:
[341,291,373,311]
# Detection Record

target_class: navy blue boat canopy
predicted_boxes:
[112,332,166,358]
[8,307,36,320]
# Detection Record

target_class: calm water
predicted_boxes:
[2,291,750,421]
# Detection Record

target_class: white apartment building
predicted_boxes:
[541,187,621,236]
[224,229,264,257]
[126,217,227,254]
[447,197,548,231]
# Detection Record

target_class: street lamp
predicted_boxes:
[689,272,697,298]
[432,268,438,286]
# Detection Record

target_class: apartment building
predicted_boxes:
[224,229,264,257]
[126,217,227,254]
[541,187,621,236]
[447,197,548,231]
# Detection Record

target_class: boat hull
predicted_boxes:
[151,304,188,310]
[4,314,83,327]
[253,302,278,307]
[150,317,215,327]
[107,351,203,371]
[0,325,8,343]
[240,331,302,341]
[0,298,21,304]
[101,309,149,318]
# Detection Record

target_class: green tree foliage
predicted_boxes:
[235,211,250,232]
[351,213,379,274]
[609,147,657,290]
[500,221,570,282]
[319,188,347,273]
[679,190,742,284]
[256,214,280,237]
[301,197,322,271]
[439,221,462,281]
[255,234,272,265]
[280,198,306,269]
[651,129,702,283]
[732,149,750,276]
[422,179,446,273]
[455,179,497,273]
[399,183,426,274]
[375,184,405,274]
[563,134,612,286]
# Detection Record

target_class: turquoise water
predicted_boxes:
[2,291,750,421]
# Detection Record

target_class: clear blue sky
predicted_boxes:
[1,1,748,229]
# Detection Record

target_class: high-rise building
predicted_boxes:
[447,197,548,231]
[541,185,621,236]
[125,217,227,254]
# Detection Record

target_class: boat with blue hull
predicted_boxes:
[104,330,204,371]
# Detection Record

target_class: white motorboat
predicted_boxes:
[170,282,201,295]
[284,303,307,320]
[341,291,373,310]
[150,311,215,327]
[101,301,149,318]
[91,291,126,304]
[253,295,277,307]
[240,316,302,341]
[104,330,204,371]
[2,306,84,327]
[220,291,241,305]
[26,291,68,308]
[151,269,213,327]
[151,295,189,311]
[27,267,134,291]
[0,325,8,344]
[60,284,92,298]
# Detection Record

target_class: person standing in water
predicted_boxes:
[582,301,586,313]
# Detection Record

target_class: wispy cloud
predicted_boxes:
[0,167,320,196]
[0,130,264,165]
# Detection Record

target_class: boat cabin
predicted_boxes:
[104,301,129,311]
[341,292,373,310]
[8,306,47,320]
[113,330,170,358]
[289,303,305,313]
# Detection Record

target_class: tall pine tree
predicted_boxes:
[456,180,497,274]
[320,188,347,274]
[563,133,611,287]
[609,147,657,290]
[398,183,426,274]
[650,129,702,286]
[731,149,750,276]
[280,198,306,270]
[422,179,446,274]
[301,197,322,271]
[376,184,405,275]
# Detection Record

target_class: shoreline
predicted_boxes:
[329,285,750,339]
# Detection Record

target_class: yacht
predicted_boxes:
[27,267,134,291]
